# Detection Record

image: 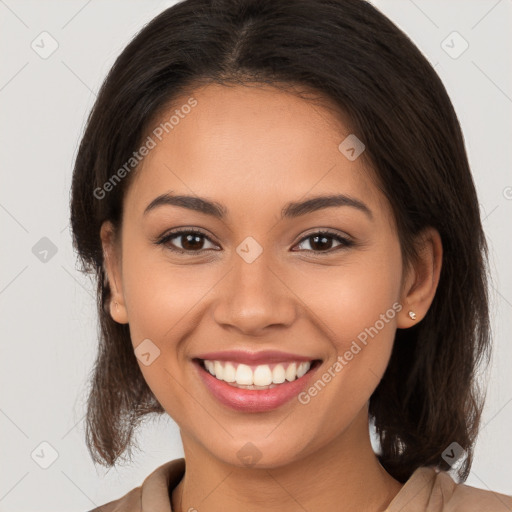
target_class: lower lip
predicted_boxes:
[194,360,321,413]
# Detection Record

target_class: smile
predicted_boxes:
[193,357,322,412]
[201,359,314,389]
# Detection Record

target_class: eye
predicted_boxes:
[155,228,354,255]
[156,229,218,253]
[293,230,354,253]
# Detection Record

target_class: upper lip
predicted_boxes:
[194,350,320,365]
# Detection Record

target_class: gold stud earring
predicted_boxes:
[408,310,416,320]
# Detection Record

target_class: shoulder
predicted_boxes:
[388,466,512,512]
[84,458,185,512]
[86,486,141,512]
[431,469,512,511]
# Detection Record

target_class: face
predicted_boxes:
[102,83,423,469]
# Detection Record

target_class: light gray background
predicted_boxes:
[0,1,511,511]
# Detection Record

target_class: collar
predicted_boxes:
[141,457,186,511]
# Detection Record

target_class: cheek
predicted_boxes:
[120,241,217,346]
[290,245,403,402]
[294,262,402,421]
[119,246,211,414]
[296,251,401,341]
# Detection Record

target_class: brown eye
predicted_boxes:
[157,229,218,253]
[156,228,353,256]
[293,231,354,253]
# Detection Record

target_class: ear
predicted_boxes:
[397,226,443,328]
[100,220,129,324]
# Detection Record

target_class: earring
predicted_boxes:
[408,310,416,320]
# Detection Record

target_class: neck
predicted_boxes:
[171,408,403,512]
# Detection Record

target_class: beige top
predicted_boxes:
[89,458,512,512]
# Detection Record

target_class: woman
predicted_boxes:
[70,0,512,510]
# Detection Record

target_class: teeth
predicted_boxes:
[214,361,224,380]
[285,362,297,382]
[235,364,253,385]
[223,362,236,382]
[202,359,313,387]
[297,362,310,378]
[272,364,286,384]
[205,360,215,375]
[253,364,273,386]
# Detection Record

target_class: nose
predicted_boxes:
[212,253,298,336]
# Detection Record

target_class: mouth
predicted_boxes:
[193,357,322,412]
[195,358,322,388]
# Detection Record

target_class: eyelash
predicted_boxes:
[155,228,355,255]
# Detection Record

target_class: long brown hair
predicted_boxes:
[70,0,491,483]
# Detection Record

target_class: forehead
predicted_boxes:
[125,83,389,223]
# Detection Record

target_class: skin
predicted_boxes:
[101,83,443,512]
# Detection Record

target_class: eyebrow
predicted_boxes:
[143,192,373,221]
